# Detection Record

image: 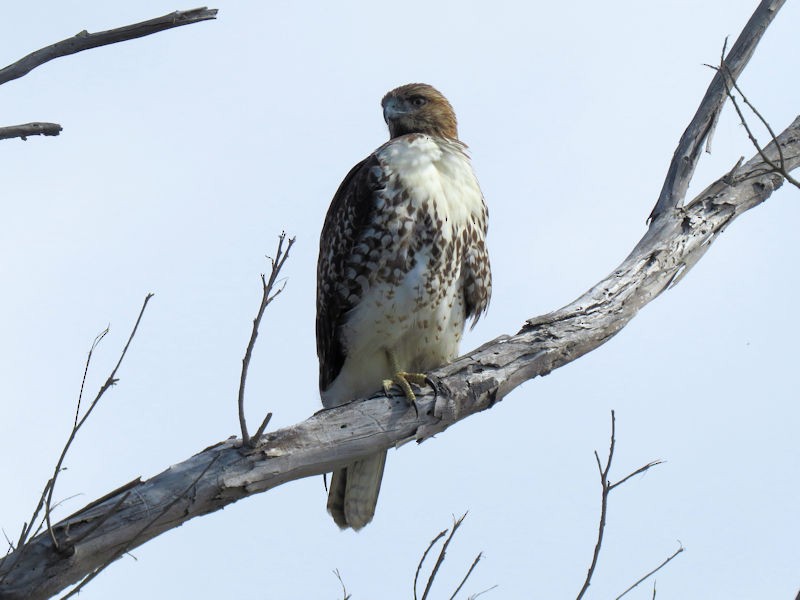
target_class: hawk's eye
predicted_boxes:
[410,95,427,107]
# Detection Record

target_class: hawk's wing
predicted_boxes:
[316,153,383,392]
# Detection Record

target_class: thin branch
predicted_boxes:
[422,513,468,600]
[0,122,62,141]
[648,0,786,222]
[448,552,483,600]
[75,328,110,429]
[577,412,664,600]
[333,569,352,600]
[0,8,218,87]
[16,328,108,552]
[576,411,616,600]
[608,460,663,492]
[44,294,153,553]
[468,585,498,600]
[714,51,800,189]
[237,232,295,448]
[415,529,448,600]
[615,544,685,599]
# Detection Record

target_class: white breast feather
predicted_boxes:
[322,135,485,407]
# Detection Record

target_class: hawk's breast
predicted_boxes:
[322,134,488,406]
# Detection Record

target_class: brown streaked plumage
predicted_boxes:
[317,83,491,530]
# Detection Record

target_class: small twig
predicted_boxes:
[237,232,295,448]
[75,328,110,428]
[1,530,14,553]
[713,51,800,189]
[0,122,62,141]
[333,569,352,600]
[44,294,153,553]
[0,8,218,87]
[577,411,663,600]
[609,460,663,491]
[615,544,685,599]
[448,552,483,600]
[422,513,468,600]
[647,0,786,222]
[577,412,615,600]
[468,585,498,600]
[415,528,448,600]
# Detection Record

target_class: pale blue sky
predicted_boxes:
[2,2,799,598]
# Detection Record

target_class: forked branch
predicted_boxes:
[237,232,295,447]
[576,412,665,600]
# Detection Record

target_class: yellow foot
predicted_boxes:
[382,371,430,417]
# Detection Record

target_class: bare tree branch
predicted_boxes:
[421,513,467,600]
[648,0,785,222]
[712,47,800,190]
[237,232,295,447]
[333,569,352,600]
[0,8,218,87]
[616,544,685,600]
[577,413,662,600]
[413,513,485,600]
[0,122,62,141]
[415,529,448,600]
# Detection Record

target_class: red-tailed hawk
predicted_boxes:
[317,83,491,529]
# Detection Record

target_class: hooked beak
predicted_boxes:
[382,97,406,124]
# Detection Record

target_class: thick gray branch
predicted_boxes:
[648,0,785,222]
[1,116,797,600]
[0,8,218,87]
[0,122,62,141]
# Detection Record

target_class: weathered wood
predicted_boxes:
[0,122,62,141]
[648,0,785,222]
[0,8,218,87]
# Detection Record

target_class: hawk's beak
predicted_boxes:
[382,97,406,124]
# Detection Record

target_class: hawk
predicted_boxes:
[316,83,491,530]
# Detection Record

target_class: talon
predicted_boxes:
[424,375,440,399]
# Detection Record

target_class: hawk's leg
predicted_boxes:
[382,350,431,417]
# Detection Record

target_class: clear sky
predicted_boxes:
[1,1,799,598]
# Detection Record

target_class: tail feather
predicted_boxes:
[327,450,387,530]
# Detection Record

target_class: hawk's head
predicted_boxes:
[381,83,458,141]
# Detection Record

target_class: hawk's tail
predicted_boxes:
[327,450,387,530]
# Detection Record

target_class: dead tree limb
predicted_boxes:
[1,1,797,598]
[0,8,218,87]
[0,7,217,142]
[0,122,62,141]
[237,233,295,448]
[648,0,785,222]
[576,412,664,600]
